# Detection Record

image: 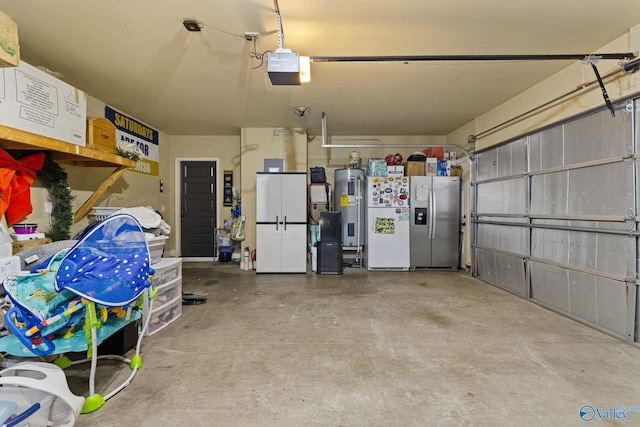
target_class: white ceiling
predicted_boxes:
[1,1,639,139]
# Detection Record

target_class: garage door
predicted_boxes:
[472,99,638,342]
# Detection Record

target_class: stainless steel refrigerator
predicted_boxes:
[256,172,307,273]
[410,176,460,269]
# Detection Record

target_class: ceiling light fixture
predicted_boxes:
[183,20,202,32]
[299,56,311,83]
[293,107,310,118]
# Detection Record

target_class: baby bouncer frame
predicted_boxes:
[0,214,156,414]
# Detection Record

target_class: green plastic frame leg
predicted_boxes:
[82,394,105,413]
[53,356,72,369]
[130,354,142,369]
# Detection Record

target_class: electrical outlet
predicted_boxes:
[44,202,53,213]
[244,32,259,41]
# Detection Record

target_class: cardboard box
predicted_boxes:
[0,11,19,68]
[423,147,444,159]
[405,161,425,176]
[87,117,117,153]
[450,165,463,177]
[12,238,52,255]
[426,158,437,176]
[387,165,404,177]
[0,61,87,145]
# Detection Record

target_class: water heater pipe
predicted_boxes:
[321,112,327,145]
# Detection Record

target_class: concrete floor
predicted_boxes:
[72,262,640,426]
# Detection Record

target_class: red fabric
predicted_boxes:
[0,149,45,226]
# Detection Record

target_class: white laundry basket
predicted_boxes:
[147,235,168,264]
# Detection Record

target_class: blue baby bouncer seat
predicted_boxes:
[0,213,155,415]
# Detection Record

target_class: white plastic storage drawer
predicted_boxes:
[152,276,182,307]
[146,296,182,336]
[151,257,182,287]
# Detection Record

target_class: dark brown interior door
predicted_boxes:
[181,161,217,257]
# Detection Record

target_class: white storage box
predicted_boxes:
[147,235,168,264]
[387,165,404,177]
[426,158,438,176]
[0,256,20,282]
[146,295,182,336]
[144,257,182,335]
[151,257,182,287]
[0,61,87,146]
[0,242,10,258]
[10,232,46,241]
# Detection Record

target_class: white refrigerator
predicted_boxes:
[256,172,307,273]
[365,176,410,270]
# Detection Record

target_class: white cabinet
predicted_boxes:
[256,173,307,273]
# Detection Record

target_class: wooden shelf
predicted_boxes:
[0,124,136,168]
[0,124,137,222]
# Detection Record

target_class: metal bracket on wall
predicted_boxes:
[588,60,616,117]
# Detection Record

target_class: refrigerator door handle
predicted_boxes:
[276,215,279,231]
[431,190,437,239]
[427,191,433,239]
[284,216,287,231]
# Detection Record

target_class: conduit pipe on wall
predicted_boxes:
[320,112,473,159]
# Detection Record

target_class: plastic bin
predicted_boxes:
[89,207,121,221]
[151,258,182,287]
[216,232,233,247]
[218,246,234,262]
[146,296,182,336]
[152,276,182,307]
